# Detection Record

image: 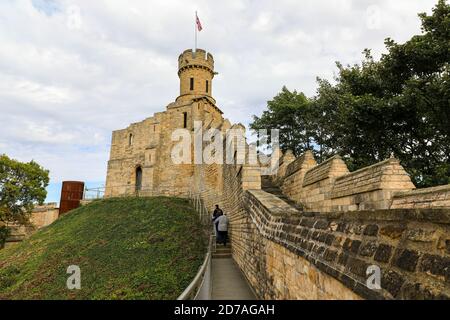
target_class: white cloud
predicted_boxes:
[0,0,438,188]
[0,78,76,104]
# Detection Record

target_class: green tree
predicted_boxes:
[0,155,49,234]
[314,0,450,185]
[250,86,313,156]
[254,1,449,187]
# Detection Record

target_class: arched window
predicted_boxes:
[135,167,142,191]
[128,133,133,146]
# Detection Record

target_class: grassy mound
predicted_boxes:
[0,197,208,300]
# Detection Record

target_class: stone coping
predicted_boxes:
[247,190,450,225]
[247,190,300,216]
[309,209,450,225]
[334,158,398,182]
[284,151,316,179]
[302,155,347,187]
[393,184,450,198]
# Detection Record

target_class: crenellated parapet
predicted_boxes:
[177,49,216,103]
[178,49,214,76]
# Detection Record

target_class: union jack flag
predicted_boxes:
[196,13,203,31]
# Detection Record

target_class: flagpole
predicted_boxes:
[194,11,197,52]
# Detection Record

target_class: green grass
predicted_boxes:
[0,197,208,300]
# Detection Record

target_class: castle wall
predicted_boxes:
[391,185,450,209]
[105,93,227,199]
[154,104,195,197]
[105,114,162,197]
[280,151,318,204]
[30,203,60,229]
[272,150,295,187]
[102,48,450,300]
[276,153,418,213]
[105,48,223,199]
[299,156,350,212]
[221,148,450,300]
[329,158,416,211]
[241,190,450,300]
[4,203,60,248]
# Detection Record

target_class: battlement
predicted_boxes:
[178,49,214,75]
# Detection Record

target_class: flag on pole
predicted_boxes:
[196,13,203,31]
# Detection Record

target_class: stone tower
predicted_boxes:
[105,48,228,201]
[177,49,216,103]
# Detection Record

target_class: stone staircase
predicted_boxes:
[212,244,232,259]
[261,176,304,211]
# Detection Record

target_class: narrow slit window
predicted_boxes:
[206,80,209,93]
[183,112,188,128]
[190,77,194,91]
[128,133,133,146]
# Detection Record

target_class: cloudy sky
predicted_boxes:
[0,0,438,202]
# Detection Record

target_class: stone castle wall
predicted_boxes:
[242,190,450,299]
[102,49,450,300]
[105,48,224,199]
[276,152,420,212]
[30,203,60,229]
[220,148,450,300]
[391,185,450,209]
[4,203,60,248]
[105,96,225,198]
[280,151,317,203]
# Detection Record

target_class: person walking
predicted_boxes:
[212,205,223,220]
[211,205,223,240]
[215,213,229,246]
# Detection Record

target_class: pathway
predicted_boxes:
[211,244,256,300]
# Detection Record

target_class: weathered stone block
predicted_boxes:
[394,249,420,272]
[380,225,406,240]
[419,254,450,282]
[382,270,405,298]
[405,229,436,243]
[374,244,393,263]
[364,224,379,236]
[359,241,378,257]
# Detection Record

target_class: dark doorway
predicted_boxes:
[135,167,143,191]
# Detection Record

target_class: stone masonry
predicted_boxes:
[105,49,227,200]
[104,49,450,299]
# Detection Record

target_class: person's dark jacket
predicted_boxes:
[212,208,223,221]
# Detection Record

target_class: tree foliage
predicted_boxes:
[250,86,313,156]
[0,154,49,226]
[250,0,450,187]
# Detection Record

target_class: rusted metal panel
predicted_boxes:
[59,181,85,215]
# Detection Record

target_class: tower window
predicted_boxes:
[128,133,133,146]
[190,77,194,91]
[183,112,188,128]
[206,80,209,93]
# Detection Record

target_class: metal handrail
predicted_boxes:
[177,235,213,300]
[177,191,218,300]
